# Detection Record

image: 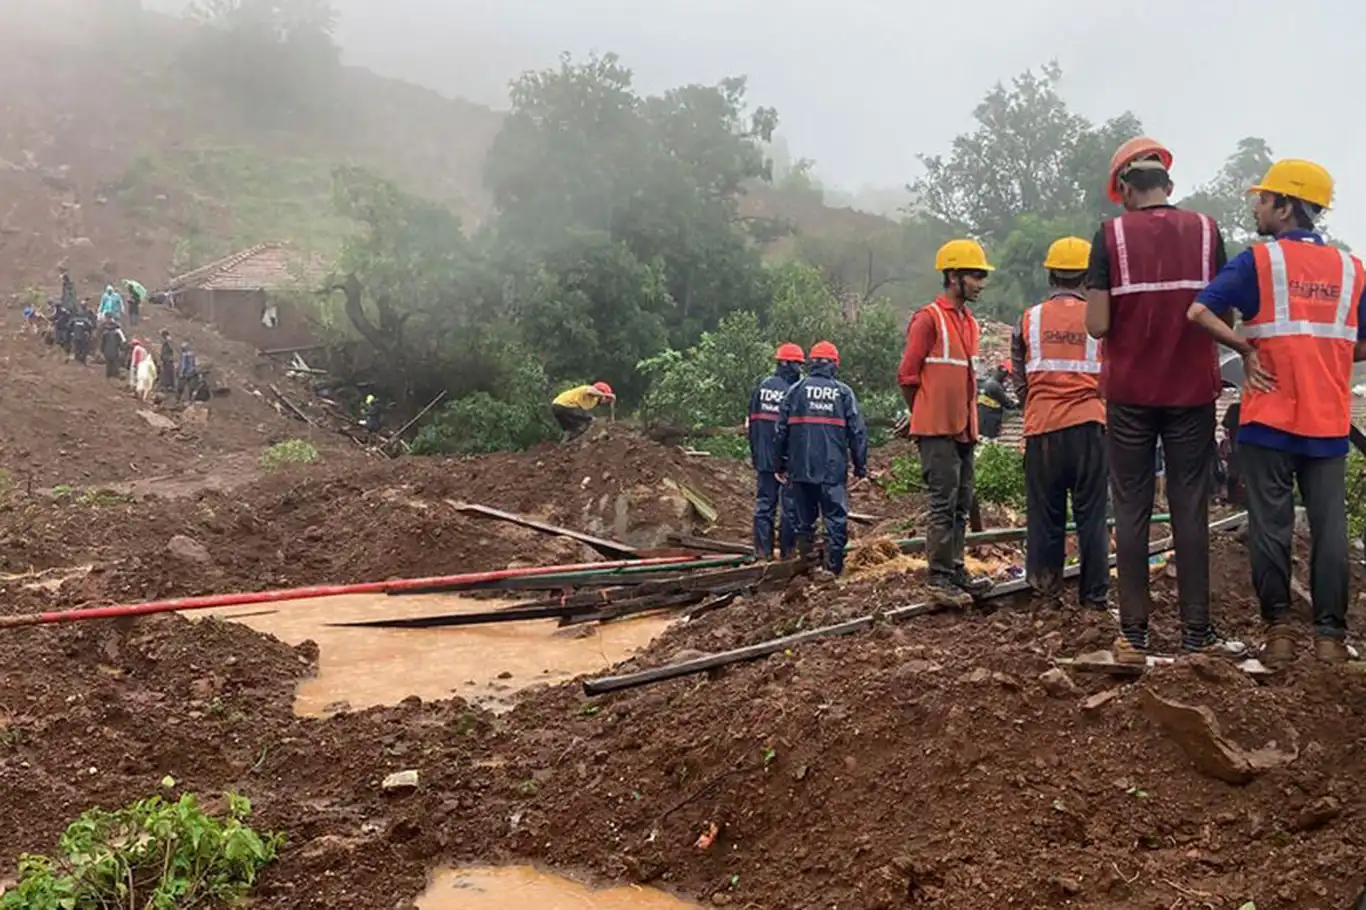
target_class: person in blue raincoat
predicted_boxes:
[748,343,805,559]
[98,285,123,323]
[773,340,869,575]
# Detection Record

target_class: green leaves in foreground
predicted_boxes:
[1,791,282,910]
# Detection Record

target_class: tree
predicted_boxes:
[1181,137,1274,251]
[980,212,1095,322]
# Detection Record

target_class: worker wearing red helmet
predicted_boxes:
[748,343,805,559]
[1084,136,1241,663]
[551,380,616,442]
[773,340,868,575]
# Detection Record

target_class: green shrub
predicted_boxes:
[1348,449,1366,541]
[410,392,554,456]
[260,439,319,470]
[974,443,1027,508]
[0,791,281,910]
[681,435,750,460]
[879,454,926,498]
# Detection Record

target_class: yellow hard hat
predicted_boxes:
[1248,159,1334,209]
[1042,236,1092,272]
[935,238,994,272]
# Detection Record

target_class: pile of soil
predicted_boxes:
[2,527,1364,909]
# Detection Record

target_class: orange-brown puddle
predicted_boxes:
[213,593,670,716]
[417,866,696,910]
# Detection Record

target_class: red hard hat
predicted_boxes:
[592,381,614,396]
[774,342,806,363]
[1107,137,1173,204]
[809,340,840,364]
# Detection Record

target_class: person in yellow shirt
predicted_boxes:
[552,381,616,441]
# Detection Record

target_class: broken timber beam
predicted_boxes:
[665,534,752,556]
[383,390,448,450]
[447,500,640,560]
[268,384,316,426]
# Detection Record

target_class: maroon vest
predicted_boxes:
[1102,207,1221,407]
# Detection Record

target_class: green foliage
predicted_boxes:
[410,393,554,456]
[879,455,926,498]
[1347,450,1366,542]
[260,439,319,470]
[638,311,770,429]
[974,444,1027,509]
[681,435,751,460]
[0,791,281,910]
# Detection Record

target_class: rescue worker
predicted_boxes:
[360,393,383,432]
[1186,159,1366,666]
[976,362,1015,440]
[774,341,868,575]
[159,329,176,391]
[748,343,804,560]
[59,268,76,311]
[101,320,126,380]
[176,342,198,401]
[1084,137,1240,662]
[70,303,94,365]
[551,381,615,441]
[98,285,123,323]
[897,239,996,603]
[1010,236,1108,608]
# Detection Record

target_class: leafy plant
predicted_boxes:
[974,444,1027,509]
[1347,449,1366,542]
[878,455,926,498]
[410,392,554,456]
[260,439,319,470]
[681,435,750,460]
[0,791,282,910]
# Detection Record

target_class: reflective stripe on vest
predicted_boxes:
[1242,241,1358,342]
[923,304,971,367]
[1024,303,1101,374]
[1111,212,1214,296]
[789,416,847,427]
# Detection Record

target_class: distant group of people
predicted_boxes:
[37,269,206,404]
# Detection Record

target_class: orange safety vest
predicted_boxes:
[1021,293,1105,437]
[1241,239,1364,437]
[909,298,979,439]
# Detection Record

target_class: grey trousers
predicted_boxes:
[1240,442,1349,638]
[917,436,974,578]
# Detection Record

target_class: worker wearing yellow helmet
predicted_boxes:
[1187,158,1366,667]
[896,238,994,604]
[1010,236,1109,609]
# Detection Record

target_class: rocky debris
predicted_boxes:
[1140,688,1299,785]
[1038,667,1078,698]
[136,409,178,431]
[1293,796,1342,832]
[165,534,212,566]
[1081,688,1122,713]
[381,770,419,793]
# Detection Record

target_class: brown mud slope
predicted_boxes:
[3,533,1365,909]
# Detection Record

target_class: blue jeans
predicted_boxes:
[791,481,850,574]
[753,471,797,558]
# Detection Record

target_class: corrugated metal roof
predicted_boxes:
[168,242,329,292]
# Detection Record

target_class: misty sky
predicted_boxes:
[160,0,1366,247]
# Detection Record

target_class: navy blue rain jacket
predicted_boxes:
[773,361,869,485]
[748,362,801,473]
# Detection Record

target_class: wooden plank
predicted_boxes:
[674,481,718,525]
[268,384,316,427]
[666,534,752,556]
[446,500,639,560]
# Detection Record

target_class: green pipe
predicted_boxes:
[893,513,1172,552]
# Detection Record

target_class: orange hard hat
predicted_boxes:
[1107,137,1174,204]
[592,381,614,397]
[774,342,806,363]
[809,340,839,364]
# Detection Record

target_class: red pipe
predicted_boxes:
[0,555,706,629]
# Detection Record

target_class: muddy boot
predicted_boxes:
[927,573,972,608]
[951,566,993,599]
[1260,622,1298,670]
[1113,629,1149,667]
[1314,635,1351,664]
[1182,626,1247,659]
[794,534,815,571]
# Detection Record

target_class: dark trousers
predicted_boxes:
[1025,422,1109,604]
[161,358,176,390]
[552,404,592,439]
[753,471,797,559]
[918,436,974,578]
[792,481,850,574]
[1108,402,1214,641]
[1240,443,1349,638]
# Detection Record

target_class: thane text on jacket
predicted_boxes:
[748,362,802,473]
[773,361,869,486]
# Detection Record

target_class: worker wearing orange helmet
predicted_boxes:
[551,380,616,442]
[748,343,805,559]
[1010,237,1109,608]
[1083,136,1240,663]
[1186,159,1366,667]
[897,239,995,604]
[774,341,868,575]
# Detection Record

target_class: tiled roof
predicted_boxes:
[168,243,329,292]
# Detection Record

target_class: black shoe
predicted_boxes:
[951,567,993,597]
[927,574,972,608]
[1181,626,1248,658]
